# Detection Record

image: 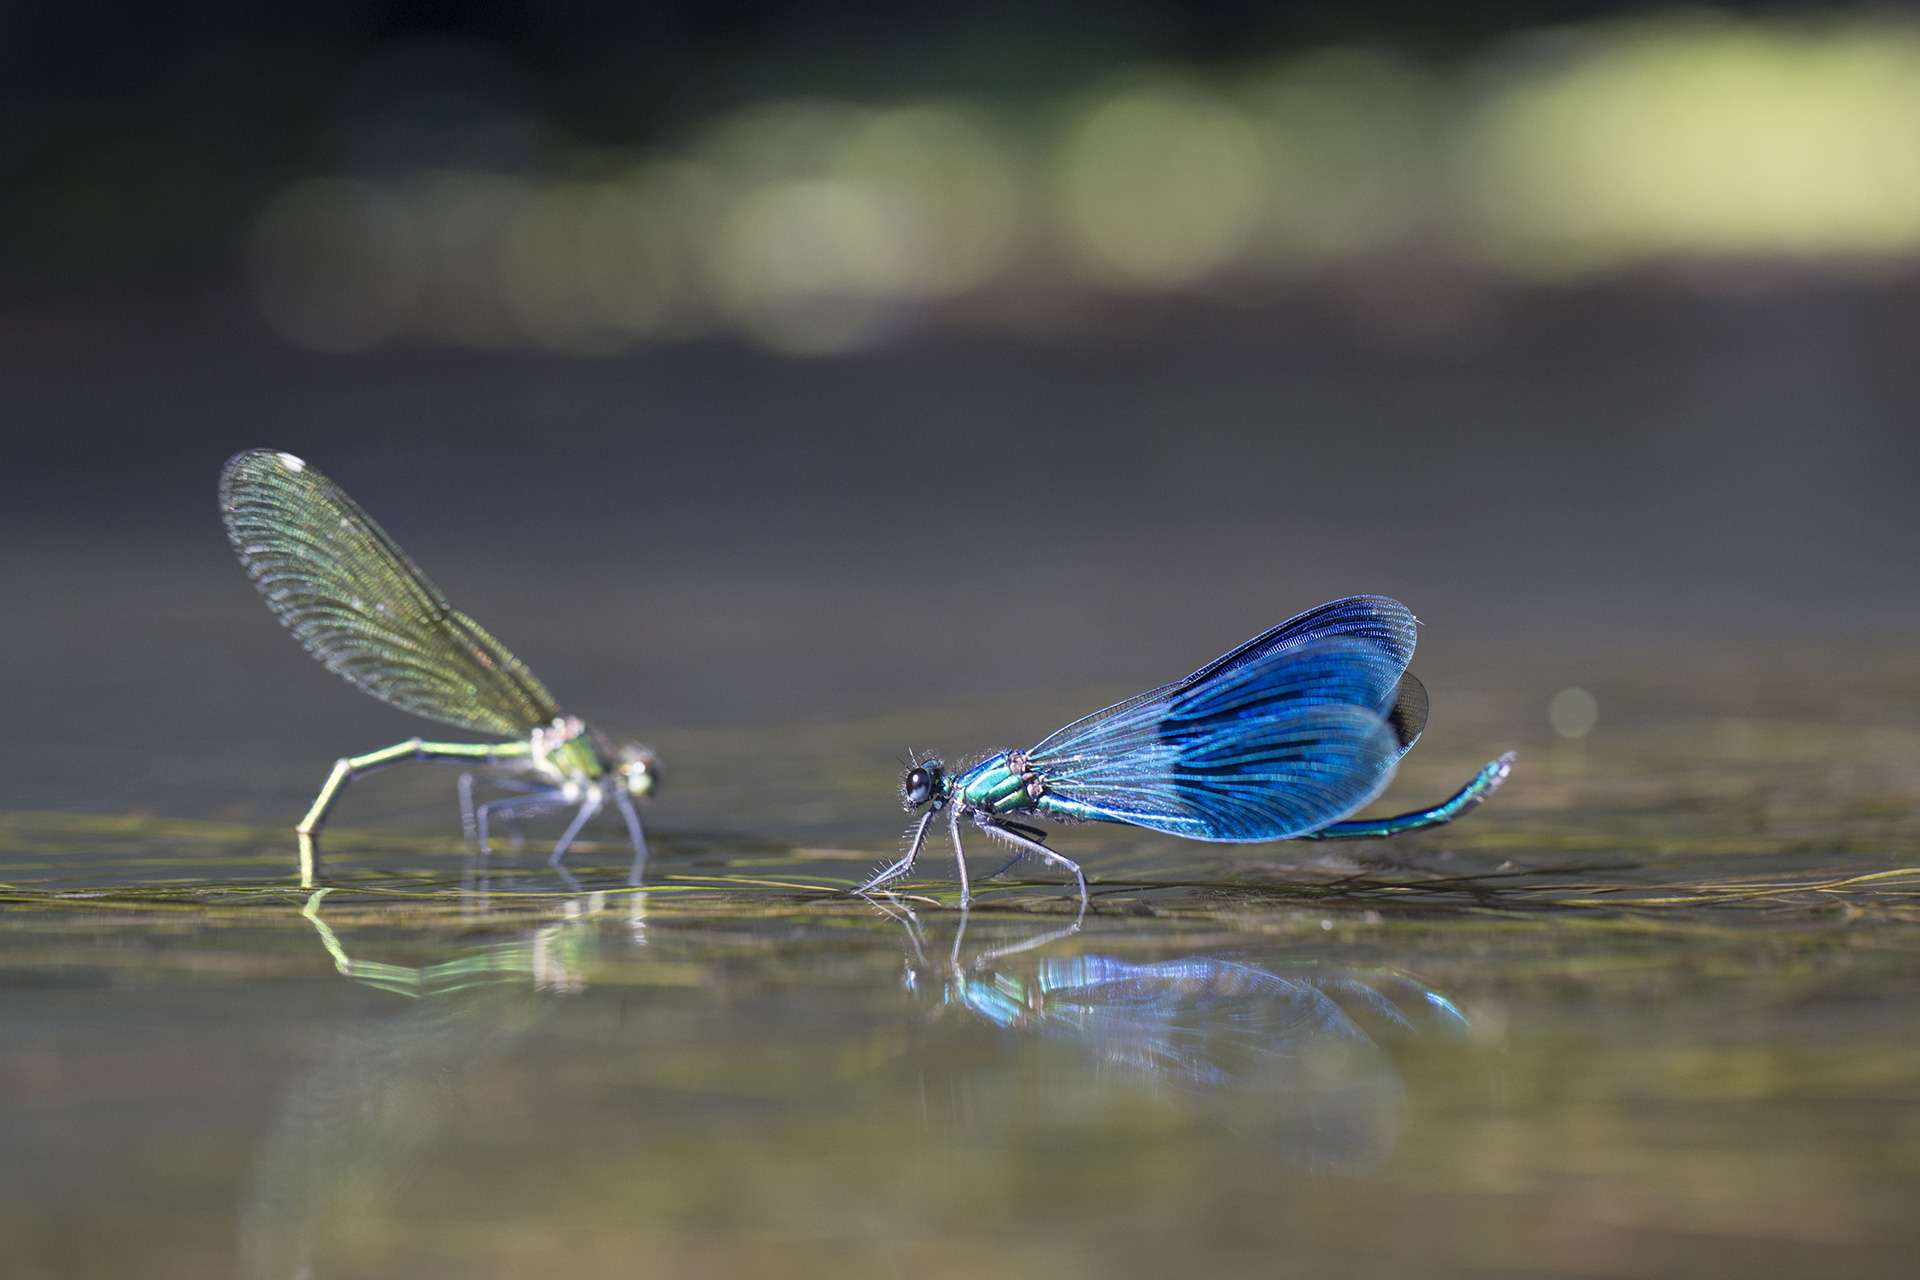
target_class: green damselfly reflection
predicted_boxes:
[301,885,642,997]
[247,888,1480,1278]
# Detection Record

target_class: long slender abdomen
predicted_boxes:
[1034,793,1109,825]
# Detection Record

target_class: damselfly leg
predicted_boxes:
[460,772,545,843]
[612,787,649,886]
[550,790,603,867]
[854,809,936,896]
[948,804,973,906]
[474,790,565,861]
[534,793,604,893]
[857,809,1066,907]
[466,788,563,891]
[471,783,645,889]
[974,816,1089,912]
[972,818,1048,884]
[296,737,532,887]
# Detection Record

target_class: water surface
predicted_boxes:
[6,692,1919,1280]
[6,305,1920,1277]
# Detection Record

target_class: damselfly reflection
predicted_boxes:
[221,449,657,887]
[244,889,630,1280]
[863,596,1513,907]
[869,895,1471,1172]
[301,886,640,998]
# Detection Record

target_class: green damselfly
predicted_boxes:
[220,449,656,887]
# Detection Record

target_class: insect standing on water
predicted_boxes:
[859,596,1513,908]
[220,449,657,888]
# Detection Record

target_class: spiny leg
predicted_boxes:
[974,819,1049,884]
[612,788,649,887]
[1302,752,1516,842]
[975,816,1088,912]
[854,809,935,896]
[949,803,973,908]
[295,738,531,888]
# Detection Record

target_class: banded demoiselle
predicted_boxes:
[220,449,657,887]
[859,596,1513,907]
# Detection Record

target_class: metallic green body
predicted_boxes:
[1034,794,1102,824]
[956,758,1035,815]
[539,728,612,783]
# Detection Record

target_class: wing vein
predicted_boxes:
[220,449,562,735]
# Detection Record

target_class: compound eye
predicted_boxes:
[904,767,932,806]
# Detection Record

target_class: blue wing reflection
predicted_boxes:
[911,929,1471,1174]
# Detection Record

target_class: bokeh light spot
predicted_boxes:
[1548,687,1600,739]
[1458,18,1920,277]
[712,178,910,355]
[1057,80,1264,288]
[834,103,1023,298]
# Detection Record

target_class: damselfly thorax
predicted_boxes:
[953,750,1047,815]
[530,717,636,794]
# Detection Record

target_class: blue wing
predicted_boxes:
[1178,594,1417,686]
[1036,596,1426,765]
[1032,637,1405,841]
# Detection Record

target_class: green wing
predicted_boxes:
[219,449,561,736]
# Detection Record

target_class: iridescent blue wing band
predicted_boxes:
[1177,594,1417,687]
[1032,595,1422,764]
[1033,638,1404,841]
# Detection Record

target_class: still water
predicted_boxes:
[5,693,1919,1280]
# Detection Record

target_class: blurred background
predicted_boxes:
[10,10,1920,1278]
[4,0,1918,829]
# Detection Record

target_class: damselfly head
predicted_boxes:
[901,759,945,811]
[616,744,660,800]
